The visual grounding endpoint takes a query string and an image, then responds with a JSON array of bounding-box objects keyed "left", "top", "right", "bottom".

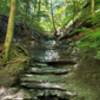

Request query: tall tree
[
  {"left": 3, "top": 0, "right": 16, "bottom": 62},
  {"left": 91, "top": 0, "right": 95, "bottom": 16}
]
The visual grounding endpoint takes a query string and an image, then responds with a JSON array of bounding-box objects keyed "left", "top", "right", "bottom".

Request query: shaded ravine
[{"left": 0, "top": 38, "right": 99, "bottom": 100}]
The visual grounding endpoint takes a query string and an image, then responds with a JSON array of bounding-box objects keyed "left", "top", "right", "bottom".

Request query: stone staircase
[
  {"left": 20, "top": 62, "right": 77, "bottom": 100},
  {"left": 19, "top": 40, "right": 78, "bottom": 100}
]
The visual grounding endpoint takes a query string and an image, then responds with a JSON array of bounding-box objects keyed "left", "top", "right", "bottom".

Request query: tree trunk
[
  {"left": 91, "top": 0, "right": 95, "bottom": 16},
  {"left": 3, "top": 0, "right": 16, "bottom": 62}
]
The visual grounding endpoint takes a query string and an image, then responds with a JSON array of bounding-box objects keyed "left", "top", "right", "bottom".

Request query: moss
[
  {"left": 64, "top": 49, "right": 100, "bottom": 100},
  {"left": 0, "top": 45, "right": 29, "bottom": 86},
  {"left": 75, "top": 49, "right": 100, "bottom": 90}
]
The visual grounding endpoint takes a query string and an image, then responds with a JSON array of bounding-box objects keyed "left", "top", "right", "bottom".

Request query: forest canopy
[{"left": 1, "top": 0, "right": 99, "bottom": 33}]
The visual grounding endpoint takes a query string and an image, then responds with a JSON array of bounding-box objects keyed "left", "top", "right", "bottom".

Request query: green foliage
[
  {"left": 90, "top": 12, "right": 100, "bottom": 26},
  {"left": 85, "top": 7, "right": 100, "bottom": 28},
  {"left": 77, "top": 28, "right": 100, "bottom": 59},
  {"left": 0, "top": 0, "right": 100, "bottom": 34},
  {"left": 76, "top": 7, "right": 100, "bottom": 60},
  {"left": 0, "top": 0, "right": 89, "bottom": 33},
  {"left": 0, "top": 0, "right": 9, "bottom": 15}
]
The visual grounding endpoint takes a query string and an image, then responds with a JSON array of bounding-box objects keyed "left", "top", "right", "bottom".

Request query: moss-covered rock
[
  {"left": 0, "top": 45, "right": 29, "bottom": 86},
  {"left": 64, "top": 49, "right": 100, "bottom": 100}
]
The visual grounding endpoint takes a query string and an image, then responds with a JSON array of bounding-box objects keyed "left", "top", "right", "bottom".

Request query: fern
[{"left": 77, "top": 28, "right": 100, "bottom": 59}]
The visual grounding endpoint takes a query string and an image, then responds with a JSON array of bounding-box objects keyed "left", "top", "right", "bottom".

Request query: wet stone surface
[{"left": 19, "top": 40, "right": 78, "bottom": 100}]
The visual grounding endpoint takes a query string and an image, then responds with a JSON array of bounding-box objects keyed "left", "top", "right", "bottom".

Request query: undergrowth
[{"left": 76, "top": 27, "right": 100, "bottom": 59}]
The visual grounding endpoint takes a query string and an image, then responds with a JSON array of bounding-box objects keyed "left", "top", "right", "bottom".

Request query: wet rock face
[
  {"left": 31, "top": 41, "right": 78, "bottom": 64},
  {"left": 0, "top": 14, "right": 33, "bottom": 43},
  {"left": 0, "top": 15, "right": 7, "bottom": 42}
]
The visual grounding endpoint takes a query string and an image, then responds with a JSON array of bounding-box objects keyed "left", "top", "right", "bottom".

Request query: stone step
[
  {"left": 30, "top": 62, "right": 73, "bottom": 69},
  {"left": 20, "top": 82, "right": 77, "bottom": 99},
  {"left": 27, "top": 67, "right": 71, "bottom": 75},
  {"left": 20, "top": 74, "right": 68, "bottom": 83},
  {"left": 21, "top": 82, "right": 65, "bottom": 90},
  {"left": 33, "top": 58, "right": 76, "bottom": 65},
  {"left": 30, "top": 63, "right": 49, "bottom": 68},
  {"left": 23, "top": 88, "right": 77, "bottom": 100}
]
